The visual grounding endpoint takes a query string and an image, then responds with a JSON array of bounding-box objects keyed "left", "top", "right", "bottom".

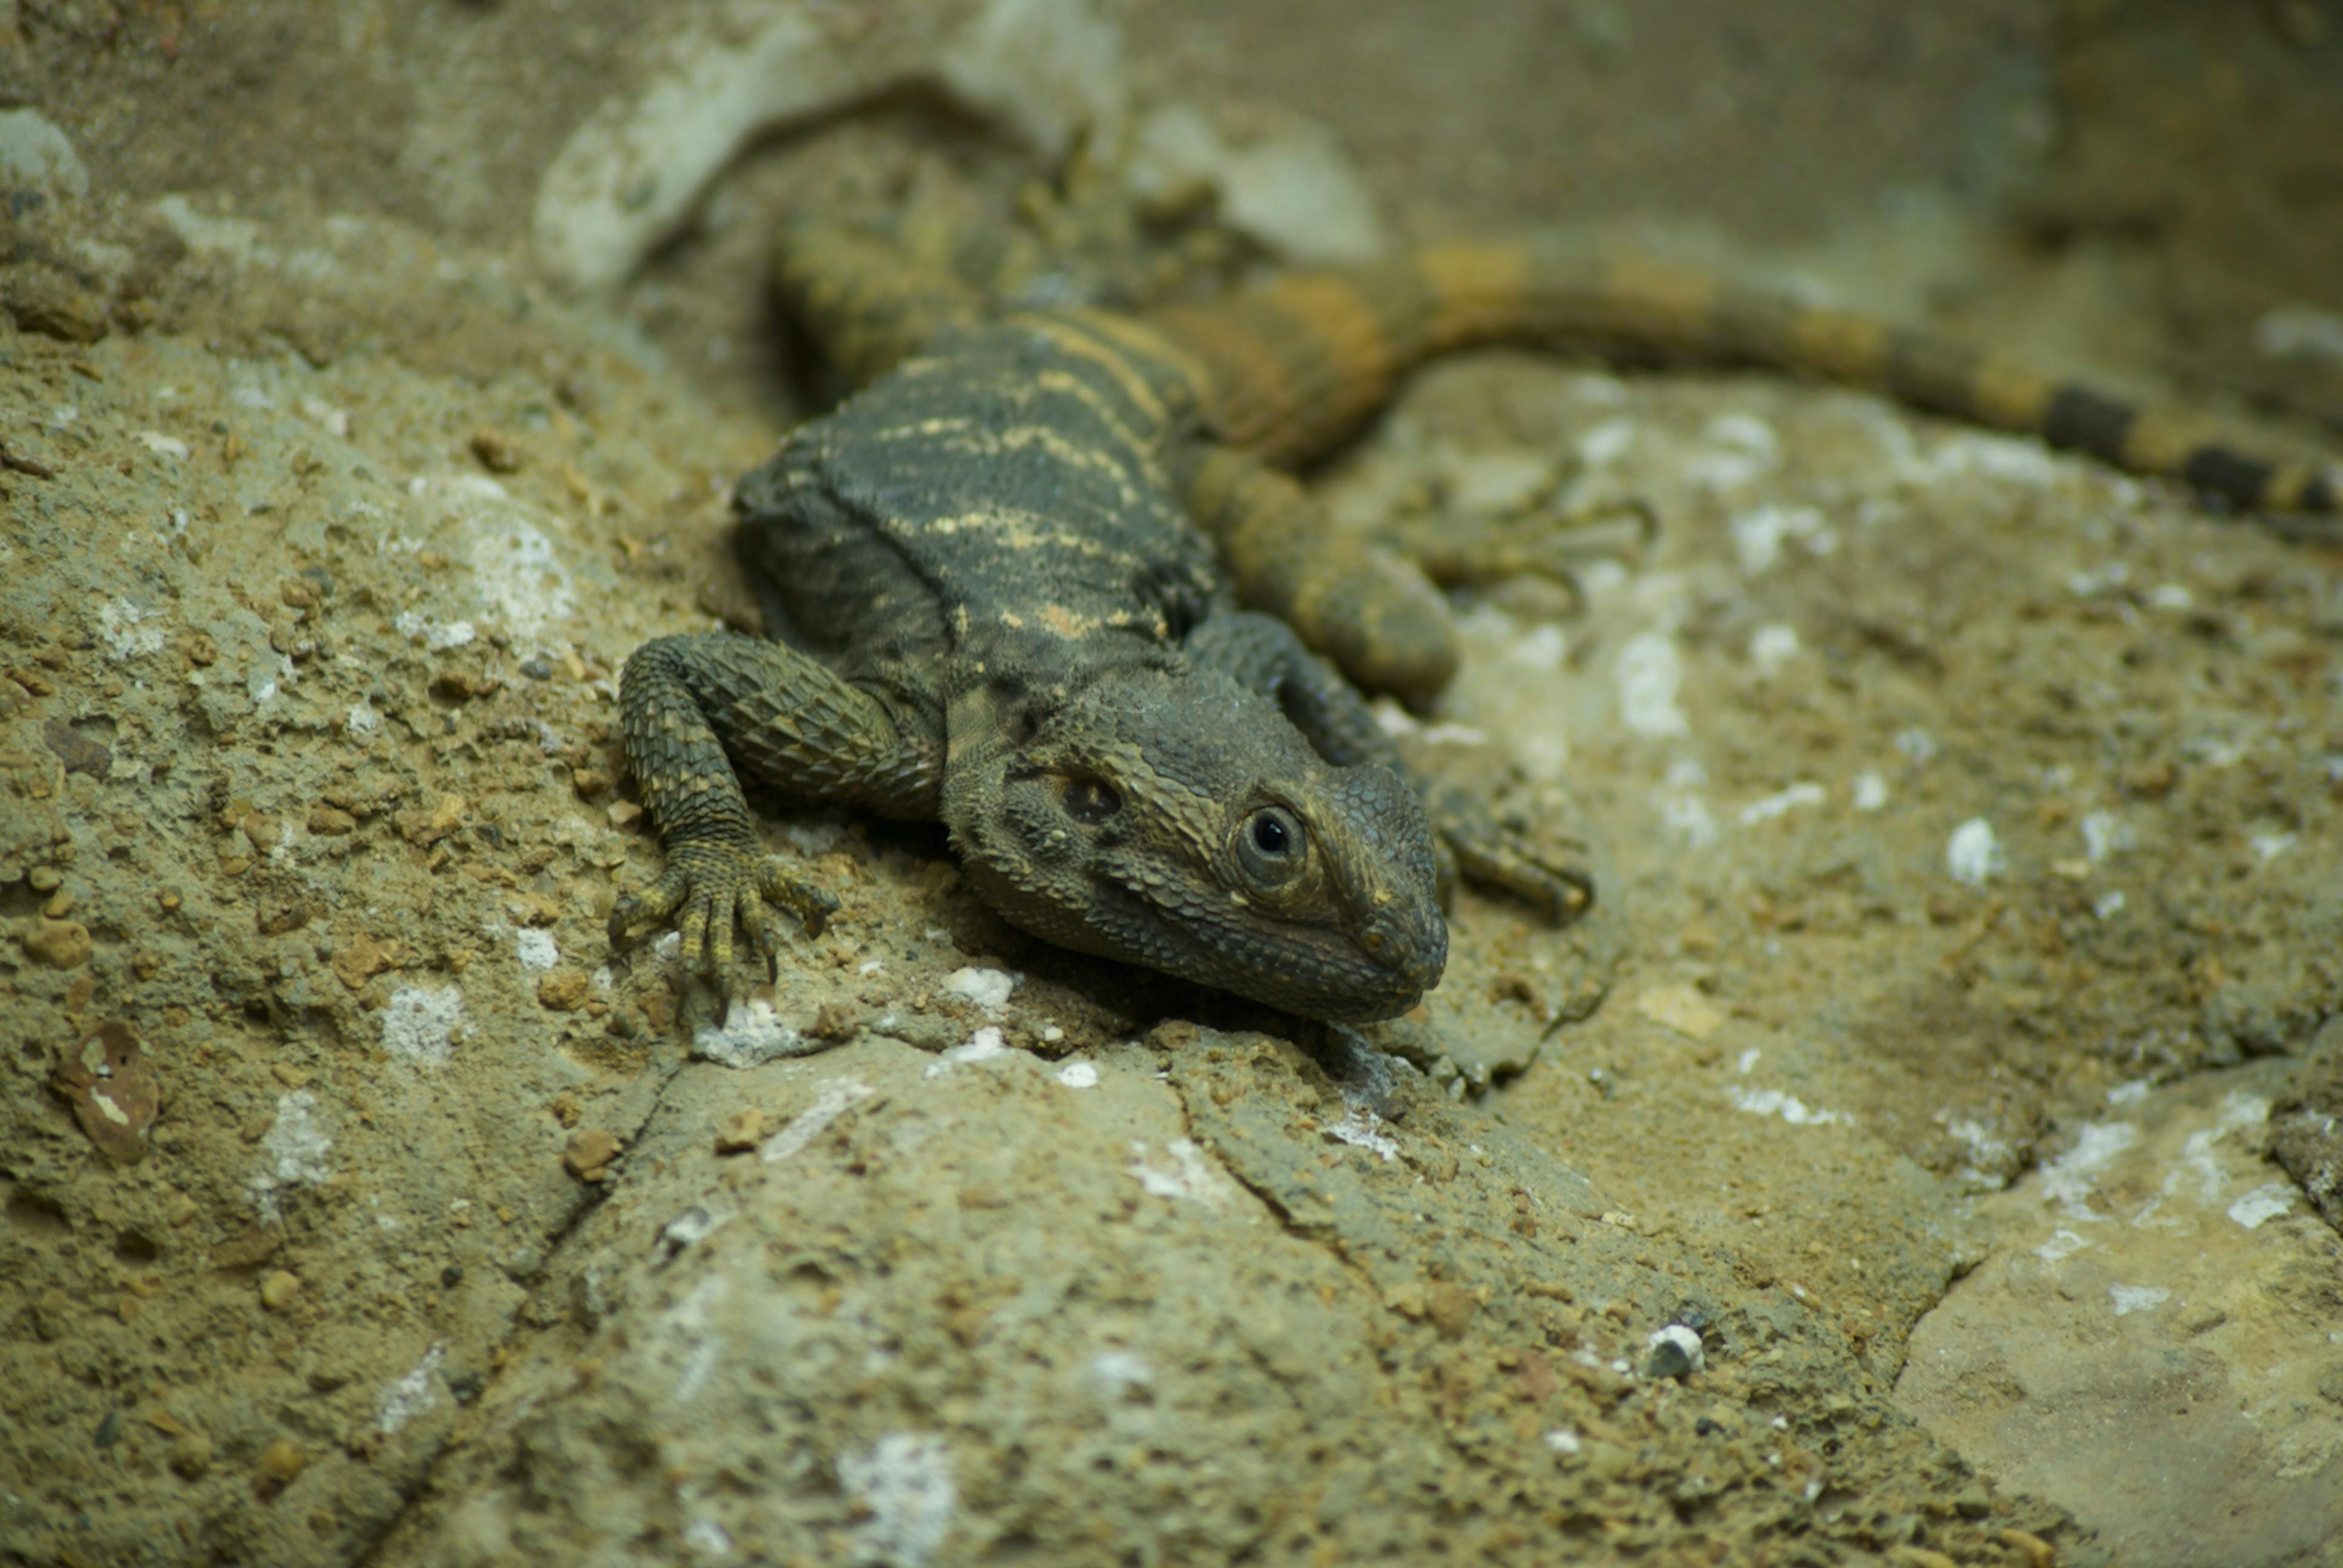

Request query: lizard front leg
[
  {"left": 612, "top": 630, "right": 943, "bottom": 984},
  {"left": 1185, "top": 612, "right": 1592, "bottom": 924}
]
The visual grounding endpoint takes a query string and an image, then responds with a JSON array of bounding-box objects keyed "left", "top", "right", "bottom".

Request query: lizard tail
[
  {"left": 770, "top": 220, "right": 988, "bottom": 390},
  {"left": 1139, "top": 241, "right": 2339, "bottom": 518}
]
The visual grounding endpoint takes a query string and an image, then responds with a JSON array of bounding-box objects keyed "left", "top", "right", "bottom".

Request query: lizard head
[{"left": 941, "top": 664, "right": 1447, "bottom": 1022}]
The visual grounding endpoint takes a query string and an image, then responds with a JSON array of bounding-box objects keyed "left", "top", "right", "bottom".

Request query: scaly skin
[{"left": 612, "top": 217, "right": 2337, "bottom": 1022}]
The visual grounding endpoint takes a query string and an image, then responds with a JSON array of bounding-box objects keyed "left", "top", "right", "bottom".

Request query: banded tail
[{"left": 1139, "top": 241, "right": 2339, "bottom": 518}]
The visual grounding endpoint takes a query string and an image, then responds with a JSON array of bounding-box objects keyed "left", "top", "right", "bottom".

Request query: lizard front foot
[{"left": 609, "top": 837, "right": 839, "bottom": 985}]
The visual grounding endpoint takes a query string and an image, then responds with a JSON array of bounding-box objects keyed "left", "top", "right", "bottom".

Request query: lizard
[{"left": 609, "top": 216, "right": 2341, "bottom": 1025}]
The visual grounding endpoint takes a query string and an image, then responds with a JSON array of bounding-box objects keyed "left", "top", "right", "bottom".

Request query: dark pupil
[{"left": 1251, "top": 814, "right": 1289, "bottom": 855}]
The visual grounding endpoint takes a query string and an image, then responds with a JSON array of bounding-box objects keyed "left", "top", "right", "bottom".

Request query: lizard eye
[
  {"left": 1236, "top": 805, "right": 1306, "bottom": 886},
  {"left": 1061, "top": 776, "right": 1121, "bottom": 825}
]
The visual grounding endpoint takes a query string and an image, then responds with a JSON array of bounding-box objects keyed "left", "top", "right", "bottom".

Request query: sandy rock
[
  {"left": 383, "top": 1025, "right": 2053, "bottom": 1566},
  {"left": 1896, "top": 1062, "right": 2343, "bottom": 1567}
]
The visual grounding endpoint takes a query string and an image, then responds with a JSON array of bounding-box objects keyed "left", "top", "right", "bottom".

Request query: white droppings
[
  {"left": 1736, "top": 1048, "right": 1762, "bottom": 1075},
  {"left": 376, "top": 1341, "right": 448, "bottom": 1434},
  {"left": 2250, "top": 831, "right": 2295, "bottom": 863},
  {"left": 683, "top": 1517, "right": 734, "bottom": 1557},
  {"left": 1748, "top": 621, "right": 1801, "bottom": 676},
  {"left": 392, "top": 611, "right": 477, "bottom": 651},
  {"left": 859, "top": 959, "right": 886, "bottom": 976},
  {"left": 1089, "top": 1350, "right": 1153, "bottom": 1394},
  {"left": 1127, "top": 1138, "right": 1236, "bottom": 1207},
  {"left": 1723, "top": 1085, "right": 1852, "bottom": 1127},
  {"left": 2227, "top": 1183, "right": 2295, "bottom": 1231},
  {"left": 1942, "top": 1117, "right": 2014, "bottom": 1191},
  {"left": 2255, "top": 302, "right": 2343, "bottom": 364},
  {"left": 300, "top": 394, "right": 352, "bottom": 438},
  {"left": 251, "top": 1090, "right": 333, "bottom": 1220},
  {"left": 2092, "top": 890, "right": 2127, "bottom": 920},
  {"left": 660, "top": 1274, "right": 732, "bottom": 1406},
  {"left": 1945, "top": 818, "right": 2002, "bottom": 886},
  {"left": 925, "top": 1026, "right": 1010, "bottom": 1077},
  {"left": 99, "top": 598, "right": 166, "bottom": 661},
  {"left": 2108, "top": 1285, "right": 2171, "bottom": 1316},
  {"left": 2039, "top": 1121, "right": 2138, "bottom": 1224},
  {"left": 839, "top": 1432, "right": 957, "bottom": 1568},
  {"left": 692, "top": 997, "right": 814, "bottom": 1067},
  {"left": 1894, "top": 727, "right": 1938, "bottom": 765},
  {"left": 1055, "top": 1060, "right": 1099, "bottom": 1089},
  {"left": 1616, "top": 632, "right": 1688, "bottom": 737},
  {"left": 1325, "top": 1106, "right": 1400, "bottom": 1162},
  {"left": 0, "top": 107, "right": 89, "bottom": 199},
  {"left": 1662, "top": 793, "right": 1719, "bottom": 850},
  {"left": 2148, "top": 582, "right": 2194, "bottom": 612},
  {"left": 381, "top": 986, "right": 465, "bottom": 1065},
  {"left": 1920, "top": 431, "right": 2060, "bottom": 487},
  {"left": 1510, "top": 622, "right": 1568, "bottom": 670},
  {"left": 1737, "top": 781, "right": 1826, "bottom": 826},
  {"left": 2080, "top": 810, "right": 2133, "bottom": 863},
  {"left": 1576, "top": 416, "right": 1637, "bottom": 466},
  {"left": 1543, "top": 1427, "right": 1583, "bottom": 1455},
  {"left": 2034, "top": 1228, "right": 2088, "bottom": 1265},
  {"left": 346, "top": 701, "right": 382, "bottom": 735},
  {"left": 1686, "top": 416, "right": 1780, "bottom": 491},
  {"left": 1728, "top": 505, "right": 1829, "bottom": 574},
  {"left": 1851, "top": 770, "right": 1889, "bottom": 811},
  {"left": 134, "top": 431, "right": 191, "bottom": 459},
  {"left": 515, "top": 929, "right": 560, "bottom": 971},
  {"left": 940, "top": 966, "right": 1016, "bottom": 1014},
  {"left": 2106, "top": 1080, "right": 2152, "bottom": 1107},
  {"left": 760, "top": 1078, "right": 874, "bottom": 1165}
]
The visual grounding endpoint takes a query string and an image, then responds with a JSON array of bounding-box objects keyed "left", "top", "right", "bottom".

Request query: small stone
[
  {"left": 1426, "top": 1281, "right": 1478, "bottom": 1341},
  {"left": 606, "top": 800, "right": 643, "bottom": 829},
  {"left": 259, "top": 1270, "right": 302, "bottom": 1312},
  {"left": 808, "top": 1001, "right": 860, "bottom": 1041},
  {"left": 1644, "top": 1324, "right": 1705, "bottom": 1380},
  {"left": 257, "top": 1437, "right": 307, "bottom": 1484},
  {"left": 469, "top": 428, "right": 524, "bottom": 472},
  {"left": 564, "top": 1126, "right": 621, "bottom": 1181},
  {"left": 168, "top": 1431, "right": 214, "bottom": 1480},
  {"left": 713, "top": 1108, "right": 765, "bottom": 1154},
  {"left": 27, "top": 866, "right": 62, "bottom": 892},
  {"left": 537, "top": 969, "right": 590, "bottom": 1010},
  {"left": 306, "top": 806, "right": 356, "bottom": 836},
  {"left": 22, "top": 918, "right": 91, "bottom": 969},
  {"left": 2318, "top": 1362, "right": 2343, "bottom": 1405},
  {"left": 570, "top": 767, "right": 610, "bottom": 799},
  {"left": 1953, "top": 1487, "right": 1993, "bottom": 1519},
  {"left": 52, "top": 1019, "right": 158, "bottom": 1163}
]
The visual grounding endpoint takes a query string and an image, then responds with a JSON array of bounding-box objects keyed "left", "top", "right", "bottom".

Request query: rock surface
[{"left": 2, "top": 3, "right": 2340, "bottom": 1566}]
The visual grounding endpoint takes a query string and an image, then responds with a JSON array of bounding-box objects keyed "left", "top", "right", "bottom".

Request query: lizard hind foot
[
  {"left": 608, "top": 841, "right": 835, "bottom": 987},
  {"left": 1423, "top": 782, "right": 1596, "bottom": 926}
]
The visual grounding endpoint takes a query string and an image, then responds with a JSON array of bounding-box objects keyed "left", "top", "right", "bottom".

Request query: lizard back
[{"left": 738, "top": 315, "right": 1224, "bottom": 693}]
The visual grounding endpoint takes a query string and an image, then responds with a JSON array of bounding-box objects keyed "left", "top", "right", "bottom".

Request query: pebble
[
  {"left": 257, "top": 1437, "right": 307, "bottom": 1484},
  {"left": 168, "top": 1431, "right": 214, "bottom": 1480},
  {"left": 537, "top": 969, "right": 590, "bottom": 1010},
  {"left": 259, "top": 1270, "right": 303, "bottom": 1312},
  {"left": 563, "top": 1126, "right": 621, "bottom": 1181},
  {"left": 22, "top": 918, "right": 91, "bottom": 968},
  {"left": 713, "top": 1108, "right": 765, "bottom": 1154}
]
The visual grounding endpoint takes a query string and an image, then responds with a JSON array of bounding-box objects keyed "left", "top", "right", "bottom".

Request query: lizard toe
[{"left": 755, "top": 857, "right": 840, "bottom": 938}]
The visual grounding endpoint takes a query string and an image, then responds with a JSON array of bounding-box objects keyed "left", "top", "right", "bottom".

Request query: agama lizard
[{"left": 611, "top": 221, "right": 2338, "bottom": 1023}]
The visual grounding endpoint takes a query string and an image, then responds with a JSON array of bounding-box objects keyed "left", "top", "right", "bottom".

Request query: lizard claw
[
  {"left": 1422, "top": 783, "right": 1594, "bottom": 924},
  {"left": 609, "top": 840, "right": 834, "bottom": 987}
]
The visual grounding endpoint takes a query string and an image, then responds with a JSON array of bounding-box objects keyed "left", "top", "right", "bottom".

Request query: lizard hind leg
[{"left": 1179, "top": 441, "right": 1461, "bottom": 710}]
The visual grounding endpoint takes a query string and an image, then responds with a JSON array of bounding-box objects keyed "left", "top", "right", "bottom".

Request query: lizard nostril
[{"left": 1361, "top": 924, "right": 1388, "bottom": 955}]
